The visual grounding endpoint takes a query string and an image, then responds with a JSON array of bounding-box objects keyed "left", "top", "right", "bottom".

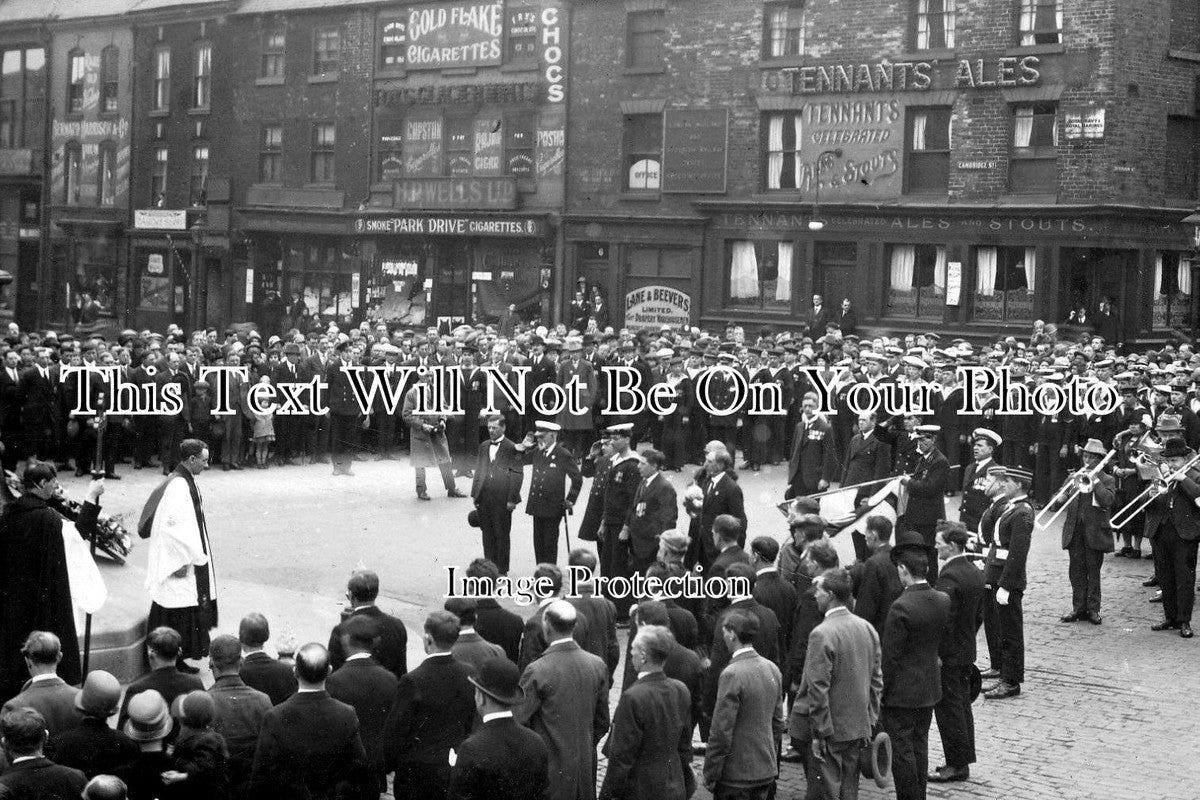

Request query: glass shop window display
[{"left": 366, "top": 244, "right": 426, "bottom": 327}]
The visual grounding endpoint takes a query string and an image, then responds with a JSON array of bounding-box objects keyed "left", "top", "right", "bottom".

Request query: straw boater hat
[{"left": 1081, "top": 438, "right": 1107, "bottom": 457}]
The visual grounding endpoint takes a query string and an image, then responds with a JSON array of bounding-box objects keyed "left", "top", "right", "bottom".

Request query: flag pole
[{"left": 801, "top": 476, "right": 898, "bottom": 502}]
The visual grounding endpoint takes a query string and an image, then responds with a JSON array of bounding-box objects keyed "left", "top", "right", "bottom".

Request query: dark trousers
[
  {"left": 158, "top": 416, "right": 186, "bottom": 470},
  {"left": 477, "top": 497, "right": 513, "bottom": 575},
  {"left": 133, "top": 416, "right": 157, "bottom": 465},
  {"left": 600, "top": 532, "right": 634, "bottom": 620},
  {"left": 981, "top": 589, "right": 1003, "bottom": 670},
  {"left": 393, "top": 761, "right": 448, "bottom": 800},
  {"left": 998, "top": 591, "right": 1024, "bottom": 685},
  {"left": 712, "top": 782, "right": 772, "bottom": 800},
  {"left": 532, "top": 515, "right": 562, "bottom": 564},
  {"left": 1066, "top": 533, "right": 1105, "bottom": 615},
  {"left": 218, "top": 416, "right": 243, "bottom": 466},
  {"left": 307, "top": 414, "right": 330, "bottom": 459},
  {"left": 629, "top": 549, "right": 656, "bottom": 576},
  {"left": 1153, "top": 522, "right": 1199, "bottom": 624},
  {"left": 934, "top": 664, "right": 976, "bottom": 768},
  {"left": 329, "top": 414, "right": 359, "bottom": 471},
  {"left": 882, "top": 705, "right": 933, "bottom": 800},
  {"left": 711, "top": 424, "right": 738, "bottom": 461}
]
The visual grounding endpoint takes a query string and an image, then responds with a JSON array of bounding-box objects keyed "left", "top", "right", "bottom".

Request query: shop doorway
[
  {"left": 433, "top": 240, "right": 472, "bottom": 332},
  {"left": 814, "top": 241, "right": 858, "bottom": 313},
  {"left": 1061, "top": 248, "right": 1134, "bottom": 340}
]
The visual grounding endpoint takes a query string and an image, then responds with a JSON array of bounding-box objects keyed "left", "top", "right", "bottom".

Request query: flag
[{"left": 823, "top": 477, "right": 906, "bottom": 565}]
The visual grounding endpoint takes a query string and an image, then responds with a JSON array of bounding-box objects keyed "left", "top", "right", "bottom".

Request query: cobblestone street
[{"left": 81, "top": 456, "right": 1200, "bottom": 800}]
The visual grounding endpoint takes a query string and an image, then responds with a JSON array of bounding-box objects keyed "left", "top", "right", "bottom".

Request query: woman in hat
[
  {"left": 114, "top": 690, "right": 174, "bottom": 800},
  {"left": 163, "top": 691, "right": 230, "bottom": 800}
]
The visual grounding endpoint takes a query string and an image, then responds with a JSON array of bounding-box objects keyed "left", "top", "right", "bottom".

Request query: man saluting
[{"left": 516, "top": 421, "right": 582, "bottom": 566}]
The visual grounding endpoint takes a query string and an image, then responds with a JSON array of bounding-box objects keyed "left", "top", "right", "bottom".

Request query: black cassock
[{"left": 0, "top": 495, "right": 95, "bottom": 702}]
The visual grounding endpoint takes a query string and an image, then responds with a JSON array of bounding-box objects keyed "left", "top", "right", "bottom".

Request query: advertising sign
[
  {"left": 404, "top": 0, "right": 503, "bottom": 69},
  {"left": 625, "top": 285, "right": 691, "bottom": 327},
  {"left": 662, "top": 108, "right": 728, "bottom": 193}
]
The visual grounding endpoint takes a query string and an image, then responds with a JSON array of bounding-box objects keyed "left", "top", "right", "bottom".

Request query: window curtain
[
  {"left": 1019, "top": 0, "right": 1036, "bottom": 45},
  {"left": 1155, "top": 253, "right": 1164, "bottom": 295},
  {"left": 1023, "top": 247, "right": 1037, "bottom": 293},
  {"left": 767, "top": 115, "right": 784, "bottom": 190},
  {"left": 775, "top": 242, "right": 793, "bottom": 301},
  {"left": 933, "top": 245, "right": 947, "bottom": 291},
  {"left": 770, "top": 7, "right": 787, "bottom": 57},
  {"left": 730, "top": 242, "right": 759, "bottom": 299},
  {"left": 890, "top": 245, "right": 916, "bottom": 291},
  {"left": 976, "top": 247, "right": 997, "bottom": 296},
  {"left": 945, "top": 0, "right": 956, "bottom": 48},
  {"left": 912, "top": 113, "right": 928, "bottom": 151},
  {"left": 916, "top": 0, "right": 930, "bottom": 49},
  {"left": 1180, "top": 258, "right": 1193, "bottom": 296},
  {"left": 792, "top": 114, "right": 803, "bottom": 188},
  {"left": 1014, "top": 107, "right": 1033, "bottom": 147}
]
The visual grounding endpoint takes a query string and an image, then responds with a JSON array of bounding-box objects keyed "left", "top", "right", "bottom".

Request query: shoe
[
  {"left": 1087, "top": 612, "right": 1102, "bottom": 625},
  {"left": 1060, "top": 612, "right": 1082, "bottom": 623},
  {"left": 1151, "top": 591, "right": 1163, "bottom": 604},
  {"left": 447, "top": 489, "right": 467, "bottom": 498},
  {"left": 1114, "top": 547, "right": 1127, "bottom": 558},
  {"left": 984, "top": 682, "right": 1020, "bottom": 700},
  {"left": 780, "top": 746, "right": 805, "bottom": 763},
  {"left": 928, "top": 765, "right": 970, "bottom": 782},
  {"left": 1151, "top": 620, "right": 1180, "bottom": 631},
  {"left": 980, "top": 668, "right": 1000, "bottom": 680},
  {"left": 1181, "top": 623, "right": 1194, "bottom": 639},
  {"left": 980, "top": 680, "right": 1001, "bottom": 694},
  {"left": 231, "top": 464, "right": 244, "bottom": 470},
  {"left": 417, "top": 492, "right": 432, "bottom": 501},
  {"left": 103, "top": 473, "right": 120, "bottom": 480},
  {"left": 223, "top": 464, "right": 231, "bottom": 471},
  {"left": 1143, "top": 577, "right": 1160, "bottom": 587},
  {"left": 1130, "top": 550, "right": 1142, "bottom": 559}
]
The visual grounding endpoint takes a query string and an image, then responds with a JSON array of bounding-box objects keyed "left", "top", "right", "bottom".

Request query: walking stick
[
  {"left": 562, "top": 507, "right": 573, "bottom": 554},
  {"left": 81, "top": 393, "right": 107, "bottom": 677}
]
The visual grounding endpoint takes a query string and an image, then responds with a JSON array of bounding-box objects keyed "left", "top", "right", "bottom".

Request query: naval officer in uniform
[{"left": 517, "top": 421, "right": 583, "bottom": 566}]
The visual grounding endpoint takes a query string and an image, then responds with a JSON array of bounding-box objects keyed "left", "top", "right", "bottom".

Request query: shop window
[
  {"left": 886, "top": 244, "right": 946, "bottom": 319},
  {"left": 504, "top": 113, "right": 534, "bottom": 177},
  {"left": 190, "top": 144, "right": 208, "bottom": 206},
  {"left": 313, "top": 26, "right": 340, "bottom": 76},
  {"left": 1155, "top": 251, "right": 1192, "bottom": 329},
  {"left": 379, "top": 18, "right": 405, "bottom": 69},
  {"left": 764, "top": 3, "right": 805, "bottom": 59},
  {"left": 905, "top": 107, "right": 951, "bottom": 193},
  {"left": 21, "top": 48, "right": 44, "bottom": 150},
  {"left": 151, "top": 146, "right": 168, "bottom": 206},
  {"left": 100, "top": 46, "right": 118, "bottom": 113},
  {"left": 445, "top": 117, "right": 473, "bottom": 176},
  {"left": 1009, "top": 103, "right": 1057, "bottom": 193},
  {"left": 63, "top": 141, "right": 82, "bottom": 204},
  {"left": 626, "top": 10, "right": 665, "bottom": 69},
  {"left": 262, "top": 29, "right": 285, "bottom": 78},
  {"left": 0, "top": 100, "right": 13, "bottom": 148},
  {"left": 764, "top": 112, "right": 802, "bottom": 190},
  {"left": 153, "top": 46, "right": 170, "bottom": 111},
  {"left": 97, "top": 141, "right": 116, "bottom": 206},
  {"left": 260, "top": 125, "right": 282, "bottom": 182},
  {"left": 1170, "top": 0, "right": 1200, "bottom": 52},
  {"left": 623, "top": 114, "right": 662, "bottom": 191},
  {"left": 0, "top": 51, "right": 19, "bottom": 148},
  {"left": 377, "top": 118, "right": 404, "bottom": 179},
  {"left": 914, "top": 0, "right": 955, "bottom": 49},
  {"left": 726, "top": 240, "right": 793, "bottom": 311},
  {"left": 311, "top": 122, "right": 336, "bottom": 182},
  {"left": 972, "top": 245, "right": 1034, "bottom": 323},
  {"left": 74, "top": 236, "right": 119, "bottom": 323},
  {"left": 1019, "top": 0, "right": 1061, "bottom": 45},
  {"left": 193, "top": 41, "right": 211, "bottom": 110},
  {"left": 628, "top": 247, "right": 692, "bottom": 279},
  {"left": 1166, "top": 116, "right": 1198, "bottom": 200},
  {"left": 67, "top": 49, "right": 85, "bottom": 114},
  {"left": 507, "top": 8, "right": 538, "bottom": 63}
]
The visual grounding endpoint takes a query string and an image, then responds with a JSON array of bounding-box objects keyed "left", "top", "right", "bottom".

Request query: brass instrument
[
  {"left": 1035, "top": 449, "right": 1116, "bottom": 530},
  {"left": 1110, "top": 452, "right": 1200, "bottom": 531}
]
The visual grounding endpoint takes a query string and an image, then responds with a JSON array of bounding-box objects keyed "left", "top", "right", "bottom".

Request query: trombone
[
  {"left": 1110, "top": 452, "right": 1200, "bottom": 530},
  {"left": 1035, "top": 450, "right": 1116, "bottom": 529}
]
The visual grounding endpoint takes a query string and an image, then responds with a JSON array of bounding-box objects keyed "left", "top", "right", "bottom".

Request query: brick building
[
  {"left": 228, "top": 0, "right": 568, "bottom": 335},
  {"left": 565, "top": 0, "right": 1200, "bottom": 345}
]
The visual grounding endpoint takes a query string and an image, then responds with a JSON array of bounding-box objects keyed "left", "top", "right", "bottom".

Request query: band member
[
  {"left": 1052, "top": 439, "right": 1115, "bottom": 625},
  {"left": 1112, "top": 413, "right": 1154, "bottom": 558},
  {"left": 1144, "top": 437, "right": 1200, "bottom": 639},
  {"left": 960, "top": 429, "right": 1002, "bottom": 535},
  {"left": 981, "top": 467, "right": 1034, "bottom": 699}
]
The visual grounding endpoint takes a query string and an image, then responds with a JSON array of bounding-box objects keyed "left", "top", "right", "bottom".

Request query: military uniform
[
  {"left": 984, "top": 493, "right": 1033, "bottom": 692},
  {"left": 518, "top": 438, "right": 583, "bottom": 565}
]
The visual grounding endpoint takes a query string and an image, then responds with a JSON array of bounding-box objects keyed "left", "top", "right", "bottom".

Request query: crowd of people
[{"left": 1, "top": 299, "right": 1198, "bottom": 800}]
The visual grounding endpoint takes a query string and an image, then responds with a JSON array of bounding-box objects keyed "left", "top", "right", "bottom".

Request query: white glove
[{"left": 996, "top": 587, "right": 1010, "bottom": 606}]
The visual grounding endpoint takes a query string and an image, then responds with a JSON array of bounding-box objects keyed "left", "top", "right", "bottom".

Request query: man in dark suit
[
  {"left": 248, "top": 643, "right": 368, "bottom": 798},
  {"left": 0, "top": 350, "right": 23, "bottom": 472},
  {"left": 18, "top": 349, "right": 56, "bottom": 463},
  {"left": 881, "top": 543, "right": 951, "bottom": 800},
  {"left": 601, "top": 625, "right": 695, "bottom": 800},
  {"left": 749, "top": 536, "right": 797, "bottom": 660},
  {"left": 326, "top": 342, "right": 366, "bottom": 476},
  {"left": 786, "top": 392, "right": 837, "bottom": 500},
  {"left": 328, "top": 570, "right": 408, "bottom": 681},
  {"left": 0, "top": 707, "right": 87, "bottom": 798},
  {"left": 517, "top": 565, "right": 592, "bottom": 671},
  {"left": 206, "top": 635, "right": 272, "bottom": 799},
  {"left": 445, "top": 599, "right": 506, "bottom": 675},
  {"left": 687, "top": 449, "right": 747, "bottom": 569},
  {"left": 45, "top": 670, "right": 138, "bottom": 780},
  {"left": 842, "top": 412, "right": 894, "bottom": 560},
  {"left": 789, "top": 567, "right": 882, "bottom": 800},
  {"left": 328, "top": 615, "right": 400, "bottom": 799},
  {"left": 385, "top": 611, "right": 479, "bottom": 799},
  {"left": 1143, "top": 437, "right": 1200, "bottom": 639},
  {"left": 597, "top": 424, "right": 642, "bottom": 620},
  {"left": 465, "top": 558, "right": 524, "bottom": 663},
  {"left": 448, "top": 656, "right": 549, "bottom": 800},
  {"left": 564, "top": 550, "right": 621, "bottom": 679},
  {"left": 1, "top": 632, "right": 80, "bottom": 736},
  {"left": 619, "top": 449, "right": 678, "bottom": 575},
  {"left": 852, "top": 516, "right": 904, "bottom": 639},
  {"left": 516, "top": 421, "right": 583, "bottom": 566},
  {"left": 116, "top": 627, "right": 203, "bottom": 732},
  {"left": 808, "top": 294, "right": 833, "bottom": 341},
  {"left": 1055, "top": 439, "right": 1116, "bottom": 625},
  {"left": 619, "top": 600, "right": 703, "bottom": 727},
  {"left": 472, "top": 415, "right": 524, "bottom": 575},
  {"left": 901, "top": 423, "right": 950, "bottom": 583},
  {"left": 272, "top": 343, "right": 313, "bottom": 465},
  {"left": 238, "top": 613, "right": 298, "bottom": 706},
  {"left": 960, "top": 428, "right": 1001, "bottom": 535},
  {"left": 154, "top": 352, "right": 191, "bottom": 474},
  {"left": 930, "top": 522, "right": 986, "bottom": 784},
  {"left": 700, "top": 516, "right": 752, "bottom": 651},
  {"left": 836, "top": 297, "right": 858, "bottom": 336}
]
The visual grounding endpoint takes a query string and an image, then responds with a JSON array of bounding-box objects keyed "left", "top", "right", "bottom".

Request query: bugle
[
  {"left": 1110, "top": 452, "right": 1200, "bottom": 531},
  {"left": 1035, "top": 449, "right": 1116, "bottom": 529}
]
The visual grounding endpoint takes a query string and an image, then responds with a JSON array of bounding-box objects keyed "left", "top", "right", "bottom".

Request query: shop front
[
  {"left": 696, "top": 203, "right": 1198, "bottom": 345},
  {"left": 238, "top": 210, "right": 555, "bottom": 335},
  {"left": 128, "top": 208, "right": 217, "bottom": 333}
]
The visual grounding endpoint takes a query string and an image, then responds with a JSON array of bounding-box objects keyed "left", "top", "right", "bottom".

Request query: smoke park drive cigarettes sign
[{"left": 625, "top": 285, "right": 691, "bottom": 327}]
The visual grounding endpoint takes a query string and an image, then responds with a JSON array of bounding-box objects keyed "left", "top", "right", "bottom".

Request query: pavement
[{"left": 74, "top": 456, "right": 1200, "bottom": 800}]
